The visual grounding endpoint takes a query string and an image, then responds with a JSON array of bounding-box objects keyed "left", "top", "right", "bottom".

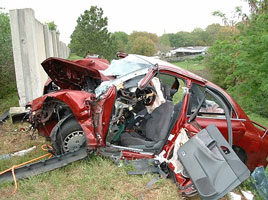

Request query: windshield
[{"left": 101, "top": 55, "right": 153, "bottom": 76}]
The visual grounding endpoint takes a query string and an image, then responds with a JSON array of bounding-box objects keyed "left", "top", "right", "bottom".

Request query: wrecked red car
[{"left": 11, "top": 54, "right": 268, "bottom": 198}]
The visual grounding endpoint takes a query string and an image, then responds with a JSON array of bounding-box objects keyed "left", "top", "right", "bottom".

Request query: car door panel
[
  {"left": 178, "top": 124, "right": 250, "bottom": 200},
  {"left": 194, "top": 117, "right": 246, "bottom": 143}
]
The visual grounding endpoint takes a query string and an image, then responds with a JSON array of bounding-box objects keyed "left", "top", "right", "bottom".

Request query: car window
[
  {"left": 156, "top": 73, "right": 186, "bottom": 105},
  {"left": 188, "top": 83, "right": 229, "bottom": 118},
  {"left": 101, "top": 55, "right": 153, "bottom": 76}
]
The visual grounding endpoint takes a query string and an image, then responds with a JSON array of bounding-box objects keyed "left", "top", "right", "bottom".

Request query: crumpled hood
[{"left": 42, "top": 57, "right": 110, "bottom": 90}]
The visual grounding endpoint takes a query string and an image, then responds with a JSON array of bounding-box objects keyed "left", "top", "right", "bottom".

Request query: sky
[{"left": 0, "top": 0, "right": 250, "bottom": 44}]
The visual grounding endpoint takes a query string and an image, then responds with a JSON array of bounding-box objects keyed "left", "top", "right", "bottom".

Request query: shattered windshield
[
  {"left": 101, "top": 55, "right": 153, "bottom": 76},
  {"left": 95, "top": 55, "right": 153, "bottom": 97}
]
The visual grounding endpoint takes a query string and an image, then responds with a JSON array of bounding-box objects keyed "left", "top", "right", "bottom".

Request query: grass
[
  {"left": 172, "top": 60, "right": 211, "bottom": 81},
  {"left": 0, "top": 156, "right": 185, "bottom": 200},
  {"left": 173, "top": 60, "right": 206, "bottom": 71},
  {"left": 0, "top": 92, "right": 19, "bottom": 116},
  {"left": 67, "top": 53, "right": 83, "bottom": 60},
  {"left": 0, "top": 121, "right": 189, "bottom": 199},
  {"left": 0, "top": 124, "right": 184, "bottom": 199},
  {"left": 247, "top": 113, "right": 268, "bottom": 128}
]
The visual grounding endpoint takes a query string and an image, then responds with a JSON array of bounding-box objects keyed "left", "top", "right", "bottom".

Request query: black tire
[{"left": 55, "top": 117, "right": 86, "bottom": 154}]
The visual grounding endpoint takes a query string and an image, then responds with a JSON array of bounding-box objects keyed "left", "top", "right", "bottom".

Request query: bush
[
  {"left": 0, "top": 9, "right": 17, "bottom": 99},
  {"left": 206, "top": 12, "right": 268, "bottom": 117}
]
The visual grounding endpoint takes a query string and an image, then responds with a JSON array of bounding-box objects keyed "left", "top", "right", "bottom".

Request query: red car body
[{"left": 27, "top": 54, "right": 268, "bottom": 197}]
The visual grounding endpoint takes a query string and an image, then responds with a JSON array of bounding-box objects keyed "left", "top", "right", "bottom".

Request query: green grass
[
  {"left": 172, "top": 60, "right": 206, "bottom": 71},
  {"left": 67, "top": 53, "right": 83, "bottom": 60},
  {"left": 247, "top": 113, "right": 268, "bottom": 128},
  {"left": 0, "top": 145, "right": 182, "bottom": 199},
  {"left": 0, "top": 91, "right": 19, "bottom": 115}
]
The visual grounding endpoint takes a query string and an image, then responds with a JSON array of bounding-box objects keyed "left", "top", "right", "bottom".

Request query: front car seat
[{"left": 120, "top": 101, "right": 174, "bottom": 151}]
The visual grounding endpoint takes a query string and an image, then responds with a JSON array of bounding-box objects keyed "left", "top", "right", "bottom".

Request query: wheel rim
[{"left": 63, "top": 131, "right": 86, "bottom": 152}]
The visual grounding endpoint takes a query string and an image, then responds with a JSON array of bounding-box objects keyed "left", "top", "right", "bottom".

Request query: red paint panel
[{"left": 122, "top": 150, "right": 154, "bottom": 160}]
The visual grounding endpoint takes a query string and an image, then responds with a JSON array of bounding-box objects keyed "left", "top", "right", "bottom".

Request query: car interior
[{"left": 106, "top": 73, "right": 187, "bottom": 152}]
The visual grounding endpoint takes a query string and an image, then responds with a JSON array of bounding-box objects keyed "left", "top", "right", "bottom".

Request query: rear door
[{"left": 187, "top": 83, "right": 246, "bottom": 143}]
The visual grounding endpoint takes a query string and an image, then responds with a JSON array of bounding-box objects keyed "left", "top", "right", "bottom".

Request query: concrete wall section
[
  {"left": 51, "top": 31, "right": 59, "bottom": 57},
  {"left": 35, "top": 19, "right": 47, "bottom": 94},
  {"left": 9, "top": 9, "right": 27, "bottom": 106},
  {"left": 9, "top": 8, "right": 70, "bottom": 106},
  {"left": 43, "top": 24, "right": 54, "bottom": 58}
]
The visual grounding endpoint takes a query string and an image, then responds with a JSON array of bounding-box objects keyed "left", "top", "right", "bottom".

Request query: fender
[
  {"left": 49, "top": 114, "right": 73, "bottom": 154},
  {"left": 30, "top": 90, "right": 98, "bottom": 147}
]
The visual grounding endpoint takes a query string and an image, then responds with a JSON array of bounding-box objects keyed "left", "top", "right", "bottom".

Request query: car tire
[{"left": 55, "top": 117, "right": 86, "bottom": 154}]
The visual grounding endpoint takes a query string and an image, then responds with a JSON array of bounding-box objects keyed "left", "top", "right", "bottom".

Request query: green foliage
[
  {"left": 127, "top": 31, "right": 159, "bottom": 45},
  {"left": 127, "top": 36, "right": 157, "bottom": 56},
  {"left": 0, "top": 91, "right": 18, "bottom": 115},
  {"left": 160, "top": 23, "right": 241, "bottom": 48},
  {"left": 67, "top": 53, "right": 83, "bottom": 60},
  {"left": 112, "top": 31, "right": 129, "bottom": 52},
  {"left": 69, "top": 6, "right": 116, "bottom": 60},
  {"left": 45, "top": 21, "right": 60, "bottom": 34},
  {"left": 126, "top": 32, "right": 158, "bottom": 56},
  {"left": 157, "top": 34, "right": 171, "bottom": 53},
  {"left": 0, "top": 9, "right": 17, "bottom": 100},
  {"left": 206, "top": 1, "right": 268, "bottom": 117},
  {"left": 168, "top": 31, "right": 196, "bottom": 47}
]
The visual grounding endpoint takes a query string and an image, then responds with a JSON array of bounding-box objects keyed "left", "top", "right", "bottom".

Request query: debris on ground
[
  {"left": 228, "top": 192, "right": 242, "bottom": 200},
  {"left": 241, "top": 190, "right": 254, "bottom": 200},
  {"left": 251, "top": 166, "right": 268, "bottom": 199},
  {"left": 0, "top": 146, "right": 36, "bottom": 160},
  {"left": 0, "top": 110, "right": 9, "bottom": 125}
]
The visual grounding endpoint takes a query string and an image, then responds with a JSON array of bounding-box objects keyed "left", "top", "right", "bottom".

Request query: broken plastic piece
[
  {"left": 241, "top": 190, "right": 254, "bottom": 200},
  {"left": 228, "top": 192, "right": 242, "bottom": 200},
  {"left": 251, "top": 166, "right": 268, "bottom": 200},
  {"left": 0, "top": 110, "right": 9, "bottom": 125},
  {"left": 0, "top": 146, "right": 36, "bottom": 160}
]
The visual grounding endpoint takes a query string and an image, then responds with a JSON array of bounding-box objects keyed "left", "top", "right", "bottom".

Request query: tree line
[
  {"left": 69, "top": 6, "right": 235, "bottom": 58},
  {"left": 205, "top": 0, "right": 268, "bottom": 117}
]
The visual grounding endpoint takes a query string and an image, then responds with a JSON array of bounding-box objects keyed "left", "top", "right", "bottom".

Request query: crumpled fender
[
  {"left": 49, "top": 114, "right": 73, "bottom": 154},
  {"left": 30, "top": 90, "right": 98, "bottom": 147}
]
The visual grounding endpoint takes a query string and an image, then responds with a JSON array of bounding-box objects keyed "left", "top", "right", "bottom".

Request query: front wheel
[{"left": 55, "top": 117, "right": 86, "bottom": 154}]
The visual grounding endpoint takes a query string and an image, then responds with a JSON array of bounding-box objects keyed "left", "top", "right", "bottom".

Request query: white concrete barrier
[{"left": 9, "top": 8, "right": 70, "bottom": 106}]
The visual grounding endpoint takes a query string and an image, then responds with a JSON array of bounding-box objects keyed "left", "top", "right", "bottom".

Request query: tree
[
  {"left": 46, "top": 21, "right": 60, "bottom": 34},
  {"left": 157, "top": 34, "right": 171, "bottom": 54},
  {"left": 112, "top": 31, "right": 128, "bottom": 52},
  {"left": 205, "top": 24, "right": 223, "bottom": 45},
  {"left": 0, "top": 8, "right": 16, "bottom": 99},
  {"left": 126, "top": 31, "right": 159, "bottom": 53},
  {"left": 128, "top": 36, "right": 157, "bottom": 56},
  {"left": 69, "top": 6, "right": 116, "bottom": 60},
  {"left": 206, "top": 0, "right": 268, "bottom": 117},
  {"left": 191, "top": 28, "right": 208, "bottom": 46}
]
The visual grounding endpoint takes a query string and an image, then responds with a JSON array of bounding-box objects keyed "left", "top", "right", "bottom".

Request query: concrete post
[
  {"left": 43, "top": 24, "right": 54, "bottom": 58},
  {"left": 56, "top": 34, "right": 61, "bottom": 58},
  {"left": 34, "top": 19, "right": 47, "bottom": 87},
  {"left": 9, "top": 8, "right": 70, "bottom": 106},
  {"left": 9, "top": 8, "right": 43, "bottom": 106},
  {"left": 51, "top": 31, "right": 58, "bottom": 57}
]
